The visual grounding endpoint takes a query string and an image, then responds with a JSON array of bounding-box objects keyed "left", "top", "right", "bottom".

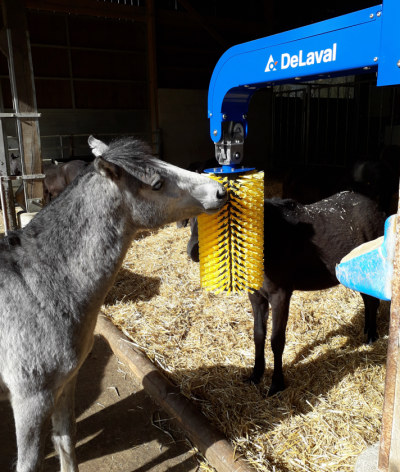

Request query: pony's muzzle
[
  {"left": 216, "top": 187, "right": 227, "bottom": 201},
  {"left": 209, "top": 185, "right": 228, "bottom": 211}
]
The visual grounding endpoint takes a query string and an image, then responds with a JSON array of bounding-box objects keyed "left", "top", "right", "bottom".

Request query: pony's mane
[
  {"left": 101, "top": 136, "right": 164, "bottom": 184},
  {"left": 103, "top": 136, "right": 161, "bottom": 173}
]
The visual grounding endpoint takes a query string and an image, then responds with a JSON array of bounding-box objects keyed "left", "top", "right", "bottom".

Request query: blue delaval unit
[{"left": 206, "top": 0, "right": 400, "bottom": 299}]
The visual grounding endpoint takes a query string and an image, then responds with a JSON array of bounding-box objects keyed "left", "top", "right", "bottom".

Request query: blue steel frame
[{"left": 208, "top": 0, "right": 400, "bottom": 144}]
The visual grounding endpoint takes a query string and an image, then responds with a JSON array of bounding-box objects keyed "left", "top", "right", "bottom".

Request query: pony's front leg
[
  {"left": 12, "top": 390, "right": 54, "bottom": 472},
  {"left": 51, "top": 375, "right": 79, "bottom": 472}
]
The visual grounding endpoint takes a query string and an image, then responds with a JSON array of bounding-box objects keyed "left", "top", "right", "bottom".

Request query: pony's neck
[{"left": 24, "top": 172, "right": 136, "bottom": 312}]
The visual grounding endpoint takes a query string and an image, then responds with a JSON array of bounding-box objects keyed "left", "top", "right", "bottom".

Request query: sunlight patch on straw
[{"left": 102, "top": 179, "right": 388, "bottom": 472}]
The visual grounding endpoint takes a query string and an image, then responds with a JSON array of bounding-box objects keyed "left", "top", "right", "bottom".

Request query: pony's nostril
[{"left": 217, "top": 188, "right": 227, "bottom": 200}]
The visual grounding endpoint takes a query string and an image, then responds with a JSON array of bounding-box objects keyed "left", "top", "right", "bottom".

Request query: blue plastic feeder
[{"left": 336, "top": 216, "right": 397, "bottom": 301}]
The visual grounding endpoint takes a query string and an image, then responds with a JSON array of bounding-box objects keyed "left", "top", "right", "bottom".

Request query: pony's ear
[
  {"left": 94, "top": 156, "right": 120, "bottom": 181},
  {"left": 88, "top": 136, "right": 109, "bottom": 157}
]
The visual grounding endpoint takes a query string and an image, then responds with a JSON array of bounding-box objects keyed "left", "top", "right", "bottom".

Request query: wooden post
[
  {"left": 378, "top": 184, "right": 400, "bottom": 471},
  {"left": 146, "top": 0, "right": 159, "bottom": 154},
  {"left": 1, "top": 0, "right": 44, "bottom": 210},
  {"left": 0, "top": 80, "right": 17, "bottom": 232}
]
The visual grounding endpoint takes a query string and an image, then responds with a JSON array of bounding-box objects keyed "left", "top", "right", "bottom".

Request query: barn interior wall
[
  {"left": 158, "top": 87, "right": 274, "bottom": 169},
  {"left": 1, "top": 1, "right": 385, "bottom": 166},
  {"left": 244, "top": 88, "right": 273, "bottom": 172},
  {"left": 3, "top": 109, "right": 151, "bottom": 160},
  {"left": 158, "top": 88, "right": 214, "bottom": 168},
  {"left": 0, "top": 9, "right": 153, "bottom": 160}
]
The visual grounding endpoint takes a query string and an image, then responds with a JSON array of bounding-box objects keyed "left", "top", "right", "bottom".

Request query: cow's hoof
[
  {"left": 267, "top": 382, "right": 286, "bottom": 397},
  {"left": 244, "top": 372, "right": 262, "bottom": 385},
  {"left": 367, "top": 332, "right": 379, "bottom": 345}
]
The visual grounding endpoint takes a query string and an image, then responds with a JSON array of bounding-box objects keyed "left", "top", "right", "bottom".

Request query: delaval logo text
[
  {"left": 265, "top": 43, "right": 337, "bottom": 72},
  {"left": 265, "top": 55, "right": 278, "bottom": 71}
]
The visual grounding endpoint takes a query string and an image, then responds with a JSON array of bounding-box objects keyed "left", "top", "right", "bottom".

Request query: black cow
[{"left": 186, "top": 191, "right": 385, "bottom": 396}]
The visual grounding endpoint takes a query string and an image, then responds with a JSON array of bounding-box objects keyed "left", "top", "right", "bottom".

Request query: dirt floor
[{"left": 0, "top": 335, "right": 199, "bottom": 472}]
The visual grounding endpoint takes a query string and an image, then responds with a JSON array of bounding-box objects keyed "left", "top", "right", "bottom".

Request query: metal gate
[{"left": 271, "top": 76, "right": 400, "bottom": 169}]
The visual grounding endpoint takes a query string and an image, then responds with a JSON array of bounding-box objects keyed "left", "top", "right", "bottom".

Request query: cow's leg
[
  {"left": 269, "top": 288, "right": 292, "bottom": 396},
  {"left": 187, "top": 218, "right": 199, "bottom": 262},
  {"left": 246, "top": 287, "right": 270, "bottom": 384},
  {"left": 12, "top": 390, "right": 54, "bottom": 472},
  {"left": 51, "top": 375, "right": 79, "bottom": 472},
  {"left": 361, "top": 293, "right": 380, "bottom": 344}
]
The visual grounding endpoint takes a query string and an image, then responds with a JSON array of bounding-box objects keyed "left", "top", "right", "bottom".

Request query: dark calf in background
[
  {"left": 380, "top": 144, "right": 400, "bottom": 174},
  {"left": 9, "top": 153, "right": 21, "bottom": 176},
  {"left": 282, "top": 145, "right": 400, "bottom": 215},
  {"left": 185, "top": 192, "right": 385, "bottom": 396},
  {"left": 43, "top": 160, "right": 90, "bottom": 203},
  {"left": 351, "top": 159, "right": 397, "bottom": 215},
  {"left": 282, "top": 165, "right": 349, "bottom": 204},
  {"left": 14, "top": 159, "right": 90, "bottom": 209}
]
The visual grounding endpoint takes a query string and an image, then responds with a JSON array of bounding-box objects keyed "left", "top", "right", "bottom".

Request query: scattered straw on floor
[
  {"left": 103, "top": 221, "right": 389, "bottom": 472},
  {"left": 2, "top": 185, "right": 387, "bottom": 471}
]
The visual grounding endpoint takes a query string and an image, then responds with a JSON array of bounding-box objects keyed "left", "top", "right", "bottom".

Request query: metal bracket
[
  {"left": 26, "top": 198, "right": 43, "bottom": 213},
  {"left": 0, "top": 174, "right": 45, "bottom": 181},
  {"left": 215, "top": 122, "right": 244, "bottom": 165},
  {"left": 0, "top": 113, "right": 41, "bottom": 118}
]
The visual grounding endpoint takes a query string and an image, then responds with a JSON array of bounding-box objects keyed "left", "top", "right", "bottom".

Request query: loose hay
[
  {"left": 103, "top": 220, "right": 389, "bottom": 472},
  {"left": 0, "top": 185, "right": 388, "bottom": 470}
]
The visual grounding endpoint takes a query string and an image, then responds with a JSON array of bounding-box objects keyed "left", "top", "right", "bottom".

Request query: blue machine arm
[{"left": 208, "top": 0, "right": 400, "bottom": 147}]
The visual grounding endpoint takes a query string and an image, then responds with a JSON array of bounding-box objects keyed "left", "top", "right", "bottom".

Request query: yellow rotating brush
[{"left": 198, "top": 170, "right": 264, "bottom": 294}]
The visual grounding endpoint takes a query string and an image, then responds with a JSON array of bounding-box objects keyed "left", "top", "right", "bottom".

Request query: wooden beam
[
  {"left": 0, "top": 28, "right": 8, "bottom": 59},
  {"left": 95, "top": 314, "right": 254, "bottom": 472},
  {"left": 0, "top": 80, "right": 16, "bottom": 231},
  {"left": 2, "top": 0, "right": 44, "bottom": 207},
  {"left": 379, "top": 190, "right": 400, "bottom": 471},
  {"left": 176, "top": 0, "right": 230, "bottom": 50},
  {"left": 24, "top": 0, "right": 147, "bottom": 22},
  {"left": 145, "top": 0, "right": 159, "bottom": 150}
]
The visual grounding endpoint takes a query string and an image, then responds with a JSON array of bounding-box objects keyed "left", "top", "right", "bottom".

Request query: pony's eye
[{"left": 152, "top": 181, "right": 163, "bottom": 191}]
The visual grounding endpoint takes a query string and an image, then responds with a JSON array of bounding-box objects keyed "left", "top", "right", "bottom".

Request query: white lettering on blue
[
  {"left": 269, "top": 43, "right": 337, "bottom": 72},
  {"left": 299, "top": 50, "right": 307, "bottom": 67},
  {"left": 281, "top": 53, "right": 290, "bottom": 69}
]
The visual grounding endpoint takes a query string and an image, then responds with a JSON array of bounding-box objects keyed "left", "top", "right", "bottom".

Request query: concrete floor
[{"left": 0, "top": 335, "right": 199, "bottom": 472}]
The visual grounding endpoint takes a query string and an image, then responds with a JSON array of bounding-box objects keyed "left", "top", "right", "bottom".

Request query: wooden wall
[
  {"left": 154, "top": 6, "right": 268, "bottom": 90},
  {"left": 0, "top": 10, "right": 148, "bottom": 110},
  {"left": 0, "top": 0, "right": 380, "bottom": 162}
]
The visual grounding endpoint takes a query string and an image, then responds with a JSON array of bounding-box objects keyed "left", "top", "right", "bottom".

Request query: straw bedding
[
  {"left": 102, "top": 178, "right": 389, "bottom": 472},
  {"left": 0, "top": 172, "right": 388, "bottom": 471}
]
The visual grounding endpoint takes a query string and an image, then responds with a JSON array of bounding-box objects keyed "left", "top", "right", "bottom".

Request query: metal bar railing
[
  {"left": 6, "top": 130, "right": 163, "bottom": 160},
  {"left": 271, "top": 78, "right": 400, "bottom": 169}
]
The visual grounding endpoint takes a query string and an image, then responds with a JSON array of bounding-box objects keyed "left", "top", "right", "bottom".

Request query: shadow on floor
[{"left": 0, "top": 336, "right": 197, "bottom": 472}]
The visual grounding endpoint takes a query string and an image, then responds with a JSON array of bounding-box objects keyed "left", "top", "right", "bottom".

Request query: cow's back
[{"left": 262, "top": 193, "right": 385, "bottom": 292}]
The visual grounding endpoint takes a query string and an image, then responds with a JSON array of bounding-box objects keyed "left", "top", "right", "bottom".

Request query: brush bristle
[{"left": 198, "top": 171, "right": 264, "bottom": 294}]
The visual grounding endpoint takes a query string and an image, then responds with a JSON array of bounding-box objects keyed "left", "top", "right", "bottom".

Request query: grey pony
[{"left": 0, "top": 136, "right": 227, "bottom": 472}]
